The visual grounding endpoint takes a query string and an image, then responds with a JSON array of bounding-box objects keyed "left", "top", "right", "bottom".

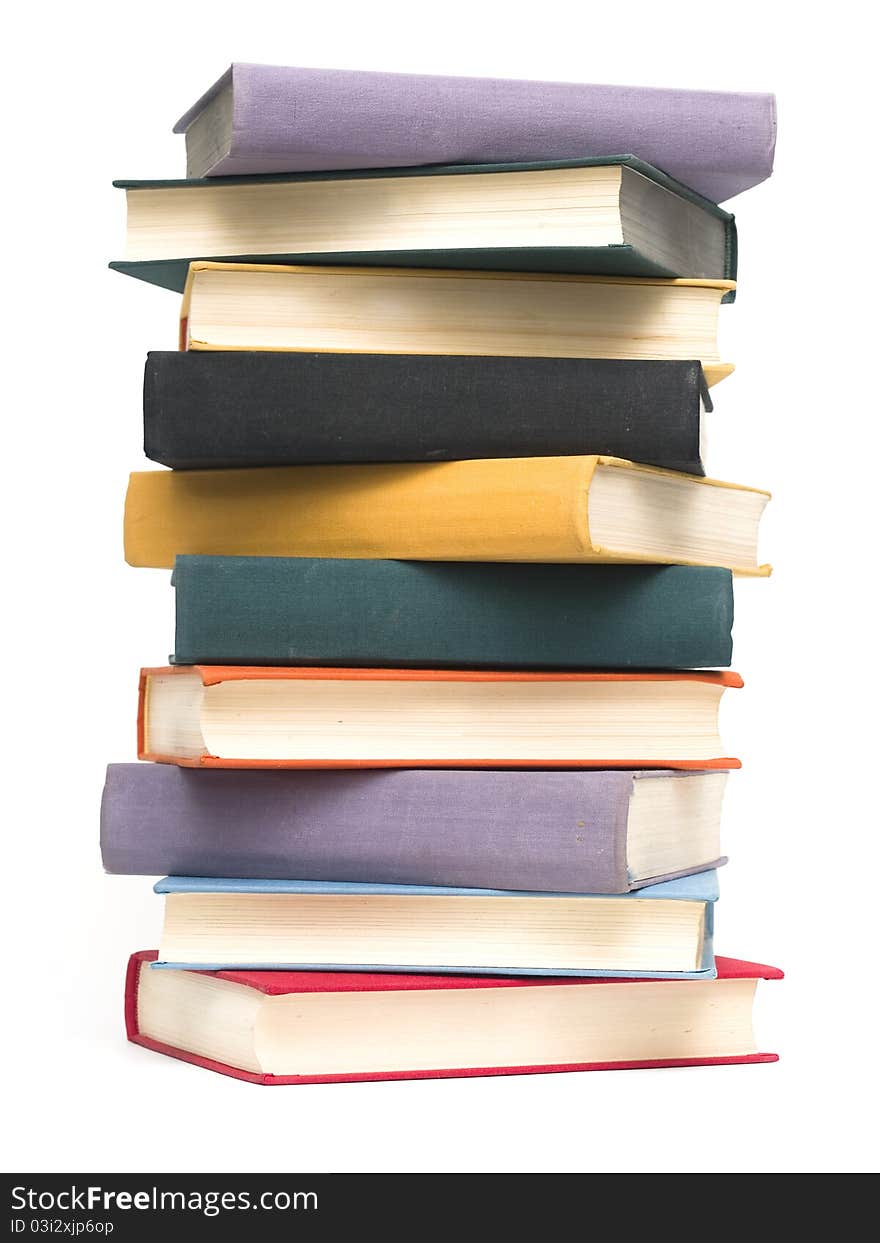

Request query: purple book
[
  {"left": 101, "top": 764, "right": 727, "bottom": 895},
  {"left": 174, "top": 63, "right": 776, "bottom": 202}
]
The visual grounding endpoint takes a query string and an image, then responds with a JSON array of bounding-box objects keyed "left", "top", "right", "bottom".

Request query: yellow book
[
  {"left": 180, "top": 262, "right": 735, "bottom": 386},
  {"left": 124, "top": 456, "right": 770, "bottom": 574}
]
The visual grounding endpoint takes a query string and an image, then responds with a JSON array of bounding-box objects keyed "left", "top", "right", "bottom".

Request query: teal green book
[
  {"left": 111, "top": 155, "right": 736, "bottom": 299},
  {"left": 172, "top": 557, "right": 734, "bottom": 670}
]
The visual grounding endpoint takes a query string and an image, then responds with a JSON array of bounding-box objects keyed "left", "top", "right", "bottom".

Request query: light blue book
[{"left": 154, "top": 872, "right": 718, "bottom": 980}]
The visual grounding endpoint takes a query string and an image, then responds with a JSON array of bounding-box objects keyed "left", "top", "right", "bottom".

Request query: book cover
[
  {"left": 101, "top": 764, "right": 727, "bottom": 894},
  {"left": 110, "top": 155, "right": 736, "bottom": 294},
  {"left": 143, "top": 354, "right": 711, "bottom": 475},
  {"left": 171, "top": 558, "right": 733, "bottom": 670},
  {"left": 126, "top": 950, "right": 782, "bottom": 1085},
  {"left": 172, "top": 63, "right": 776, "bottom": 203},
  {"left": 151, "top": 872, "right": 719, "bottom": 978}
]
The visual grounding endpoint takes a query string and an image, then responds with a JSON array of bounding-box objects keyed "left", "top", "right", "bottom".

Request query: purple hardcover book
[
  {"left": 100, "top": 764, "right": 727, "bottom": 894},
  {"left": 174, "top": 63, "right": 776, "bottom": 202}
]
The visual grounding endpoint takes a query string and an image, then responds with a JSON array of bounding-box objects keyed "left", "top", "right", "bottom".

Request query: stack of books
[{"left": 105, "top": 62, "right": 782, "bottom": 1086}]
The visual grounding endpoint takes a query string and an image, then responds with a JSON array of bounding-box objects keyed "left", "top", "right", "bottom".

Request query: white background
[{"left": 3, "top": 0, "right": 877, "bottom": 1174}]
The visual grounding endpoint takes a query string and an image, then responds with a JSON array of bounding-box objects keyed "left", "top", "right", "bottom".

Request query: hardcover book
[
  {"left": 124, "top": 456, "right": 770, "bottom": 573},
  {"left": 111, "top": 156, "right": 736, "bottom": 293},
  {"left": 152, "top": 872, "right": 720, "bottom": 977},
  {"left": 179, "top": 263, "right": 735, "bottom": 386},
  {"left": 101, "top": 764, "right": 729, "bottom": 894},
  {"left": 127, "top": 951, "right": 781, "bottom": 1085},
  {"left": 173, "top": 63, "right": 776, "bottom": 203},
  {"left": 143, "top": 353, "right": 713, "bottom": 475},
  {"left": 137, "top": 666, "right": 742, "bottom": 770},
  {"left": 170, "top": 558, "right": 734, "bottom": 669}
]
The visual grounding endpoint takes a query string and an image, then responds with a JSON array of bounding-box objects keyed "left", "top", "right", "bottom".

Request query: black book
[{"left": 144, "top": 353, "right": 711, "bottom": 474}]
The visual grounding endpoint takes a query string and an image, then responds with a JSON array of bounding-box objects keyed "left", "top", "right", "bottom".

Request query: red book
[{"left": 126, "top": 951, "right": 781, "bottom": 1086}]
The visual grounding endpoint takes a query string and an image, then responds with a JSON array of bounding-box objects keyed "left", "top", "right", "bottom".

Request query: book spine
[
  {"left": 194, "top": 66, "right": 775, "bottom": 203},
  {"left": 123, "top": 456, "right": 597, "bottom": 567},
  {"left": 143, "top": 353, "right": 706, "bottom": 474},
  {"left": 172, "top": 558, "right": 733, "bottom": 670},
  {"left": 102, "top": 764, "right": 634, "bottom": 892}
]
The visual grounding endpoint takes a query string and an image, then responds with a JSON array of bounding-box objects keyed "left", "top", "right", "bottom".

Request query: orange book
[{"left": 138, "top": 666, "right": 742, "bottom": 770}]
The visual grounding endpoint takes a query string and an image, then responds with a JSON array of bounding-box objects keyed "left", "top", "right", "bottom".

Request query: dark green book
[
  {"left": 111, "top": 155, "right": 736, "bottom": 298},
  {"left": 172, "top": 557, "right": 734, "bottom": 670}
]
